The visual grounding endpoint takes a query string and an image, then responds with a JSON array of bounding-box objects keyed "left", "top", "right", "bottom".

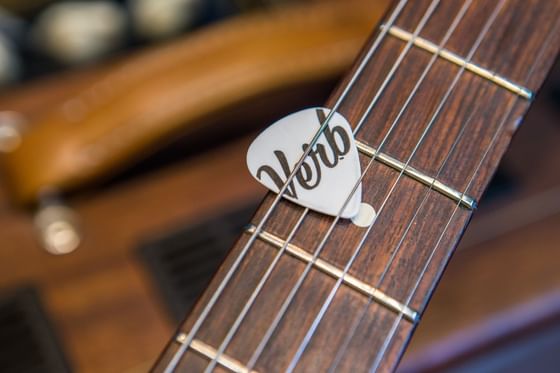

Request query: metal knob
[
  {"left": 0, "top": 111, "right": 26, "bottom": 153},
  {"left": 34, "top": 194, "right": 81, "bottom": 255}
]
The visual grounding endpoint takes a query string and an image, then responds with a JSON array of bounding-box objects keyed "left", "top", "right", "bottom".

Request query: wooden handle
[{"left": 0, "top": 0, "right": 388, "bottom": 204}]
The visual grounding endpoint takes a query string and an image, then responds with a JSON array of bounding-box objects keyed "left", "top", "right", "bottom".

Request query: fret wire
[
  {"left": 356, "top": 140, "right": 477, "bottom": 209},
  {"left": 245, "top": 225, "right": 419, "bottom": 322},
  {"left": 177, "top": 336, "right": 259, "bottom": 373},
  {"left": 287, "top": 1, "right": 480, "bottom": 370},
  {"left": 384, "top": 25, "right": 533, "bottom": 99},
  {"left": 368, "top": 15, "right": 560, "bottom": 371},
  {"left": 245, "top": 1, "right": 445, "bottom": 370},
  {"left": 164, "top": 1, "right": 411, "bottom": 372}
]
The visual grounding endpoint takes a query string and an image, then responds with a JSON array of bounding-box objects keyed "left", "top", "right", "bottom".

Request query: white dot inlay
[{"left": 351, "top": 203, "right": 377, "bottom": 227}]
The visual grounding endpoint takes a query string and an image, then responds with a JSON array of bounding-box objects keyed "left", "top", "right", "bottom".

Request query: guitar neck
[{"left": 153, "top": 1, "right": 560, "bottom": 372}]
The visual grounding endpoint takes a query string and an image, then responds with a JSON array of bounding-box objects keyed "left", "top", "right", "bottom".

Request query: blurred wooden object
[{"left": 0, "top": 0, "right": 387, "bottom": 205}]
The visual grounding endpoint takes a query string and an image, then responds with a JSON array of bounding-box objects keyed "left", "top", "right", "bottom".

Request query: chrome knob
[{"left": 34, "top": 194, "right": 81, "bottom": 255}]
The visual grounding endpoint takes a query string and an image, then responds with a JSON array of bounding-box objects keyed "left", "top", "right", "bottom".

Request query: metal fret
[
  {"left": 383, "top": 25, "right": 533, "bottom": 100},
  {"left": 176, "top": 334, "right": 258, "bottom": 373},
  {"left": 246, "top": 225, "right": 420, "bottom": 323},
  {"left": 356, "top": 140, "right": 477, "bottom": 210}
]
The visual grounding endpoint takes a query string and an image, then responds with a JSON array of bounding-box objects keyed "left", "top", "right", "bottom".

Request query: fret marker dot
[{"left": 351, "top": 203, "right": 376, "bottom": 227}]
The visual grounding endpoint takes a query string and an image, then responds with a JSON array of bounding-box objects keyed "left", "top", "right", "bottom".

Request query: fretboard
[{"left": 153, "top": 1, "right": 560, "bottom": 372}]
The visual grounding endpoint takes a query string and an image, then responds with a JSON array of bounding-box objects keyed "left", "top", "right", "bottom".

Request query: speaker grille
[
  {"left": 0, "top": 287, "right": 70, "bottom": 373},
  {"left": 140, "top": 206, "right": 257, "bottom": 321}
]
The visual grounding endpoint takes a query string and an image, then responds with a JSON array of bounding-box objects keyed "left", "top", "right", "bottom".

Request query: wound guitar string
[
  {"left": 163, "top": 1, "right": 410, "bottom": 371},
  {"left": 208, "top": 1, "right": 445, "bottom": 371},
  {"left": 367, "top": 16, "right": 560, "bottom": 372}
]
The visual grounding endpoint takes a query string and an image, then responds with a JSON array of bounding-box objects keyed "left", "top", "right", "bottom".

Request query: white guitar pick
[{"left": 247, "top": 107, "right": 362, "bottom": 218}]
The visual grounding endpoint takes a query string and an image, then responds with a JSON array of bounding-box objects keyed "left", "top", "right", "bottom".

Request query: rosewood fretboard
[{"left": 153, "top": 0, "right": 560, "bottom": 372}]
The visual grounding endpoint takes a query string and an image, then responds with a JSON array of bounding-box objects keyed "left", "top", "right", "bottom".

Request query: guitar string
[
  {"left": 163, "top": 1, "right": 410, "bottom": 371},
  {"left": 286, "top": 0, "right": 498, "bottom": 370},
  {"left": 246, "top": 1, "right": 453, "bottom": 370},
  {"left": 203, "top": 1, "right": 439, "bottom": 371},
  {"left": 330, "top": 1, "right": 508, "bottom": 369},
  {"left": 329, "top": 105, "right": 478, "bottom": 372},
  {"left": 367, "top": 15, "right": 559, "bottom": 372},
  {"left": 207, "top": 0, "right": 552, "bottom": 370}
]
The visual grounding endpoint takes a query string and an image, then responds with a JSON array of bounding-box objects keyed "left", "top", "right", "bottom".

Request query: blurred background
[{"left": 0, "top": 0, "right": 558, "bottom": 372}]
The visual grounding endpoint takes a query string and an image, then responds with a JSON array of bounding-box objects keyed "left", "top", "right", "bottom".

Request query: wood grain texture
[{"left": 153, "top": 0, "right": 560, "bottom": 371}]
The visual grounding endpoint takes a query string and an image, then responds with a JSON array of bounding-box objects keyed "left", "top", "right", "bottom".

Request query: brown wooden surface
[
  {"left": 0, "top": 0, "right": 385, "bottom": 205},
  {"left": 154, "top": 1, "right": 560, "bottom": 372}
]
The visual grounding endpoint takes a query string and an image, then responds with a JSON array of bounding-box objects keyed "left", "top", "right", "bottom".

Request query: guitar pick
[{"left": 247, "top": 107, "right": 362, "bottom": 218}]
